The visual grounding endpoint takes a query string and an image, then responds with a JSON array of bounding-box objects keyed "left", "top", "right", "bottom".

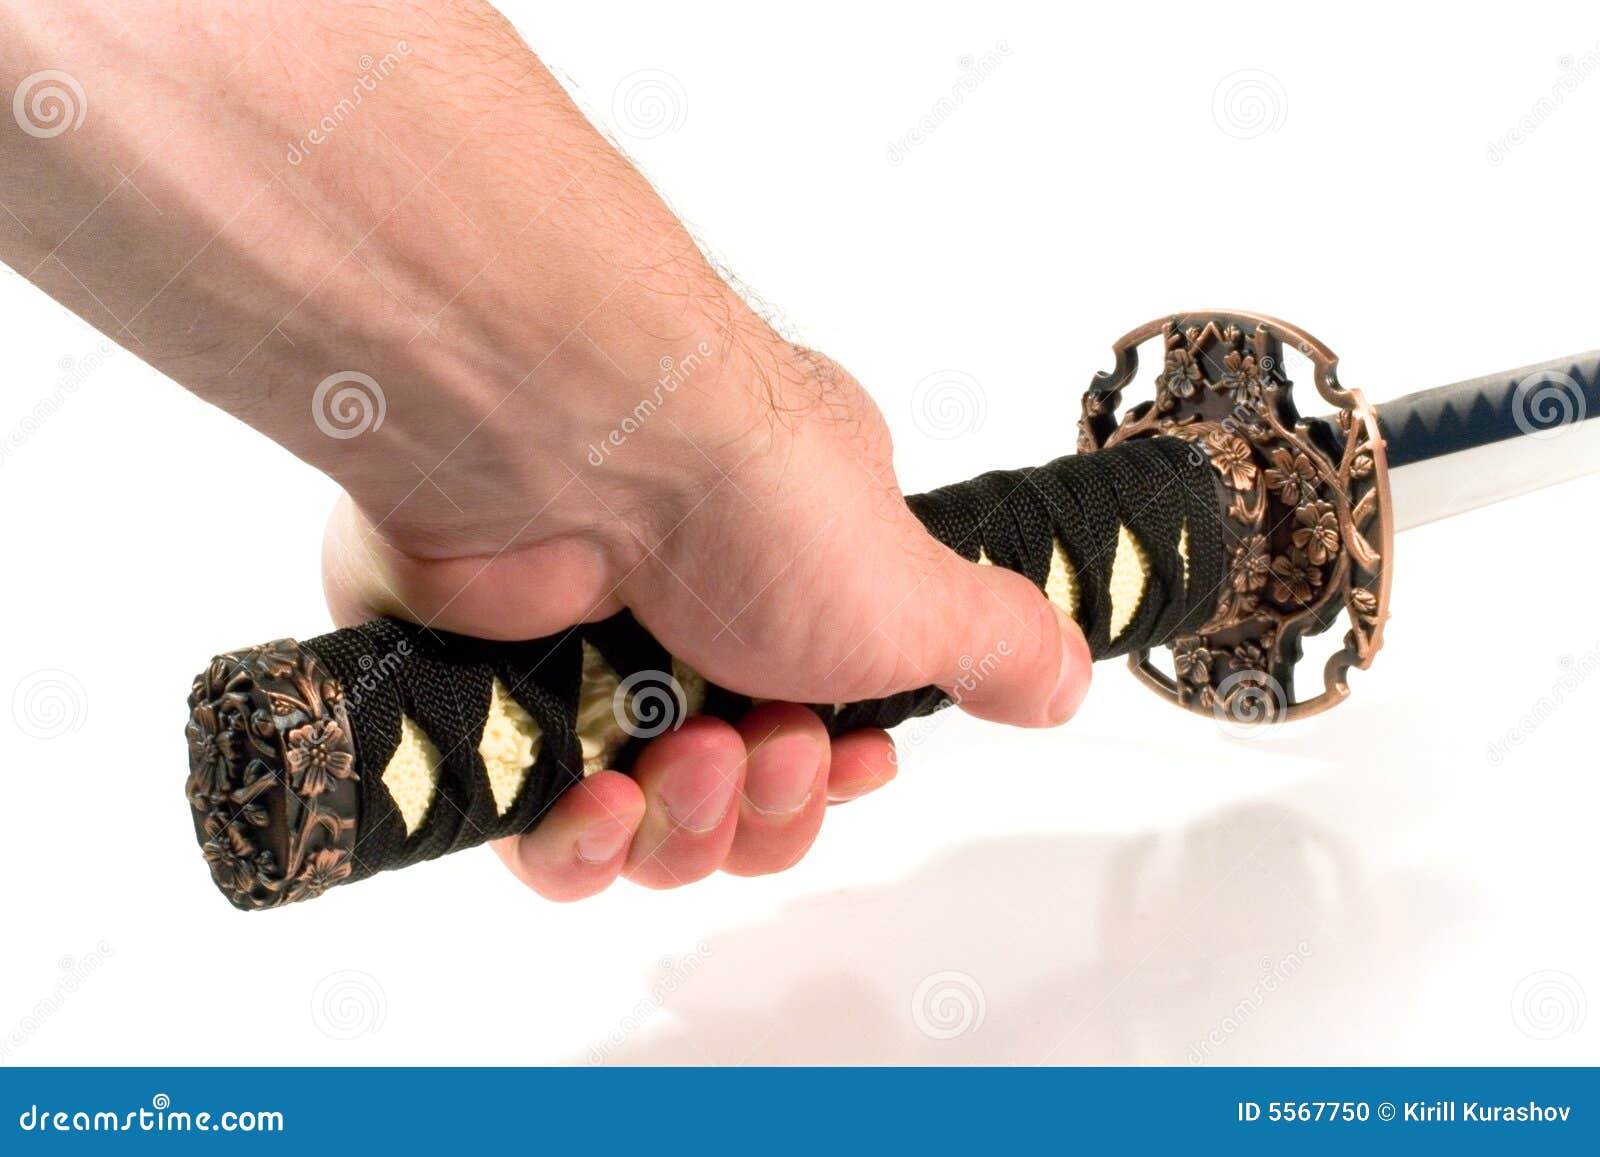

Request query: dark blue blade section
[{"left": 1377, "top": 350, "right": 1600, "bottom": 468}]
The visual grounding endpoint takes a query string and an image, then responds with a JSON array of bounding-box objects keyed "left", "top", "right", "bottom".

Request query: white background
[{"left": 2, "top": 0, "right": 1598, "bottom": 1065}]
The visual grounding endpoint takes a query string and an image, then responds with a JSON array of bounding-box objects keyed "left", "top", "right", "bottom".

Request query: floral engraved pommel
[
  {"left": 184, "top": 639, "right": 359, "bottom": 910},
  {"left": 285, "top": 720, "right": 357, "bottom": 797}
]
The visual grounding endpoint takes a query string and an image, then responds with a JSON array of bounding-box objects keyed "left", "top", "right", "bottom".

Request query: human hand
[
  {"left": 0, "top": 0, "right": 1089, "bottom": 901},
  {"left": 322, "top": 329, "right": 1091, "bottom": 899}
]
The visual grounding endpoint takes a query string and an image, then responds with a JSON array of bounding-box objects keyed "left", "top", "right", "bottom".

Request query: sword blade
[{"left": 1373, "top": 350, "right": 1600, "bottom": 530}]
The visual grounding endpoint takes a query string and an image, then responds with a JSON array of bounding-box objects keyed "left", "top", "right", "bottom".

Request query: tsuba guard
[{"left": 1079, "top": 311, "right": 1393, "bottom": 723}]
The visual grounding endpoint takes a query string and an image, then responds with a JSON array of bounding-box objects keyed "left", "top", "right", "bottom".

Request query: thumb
[{"left": 892, "top": 543, "right": 1092, "bottom": 729}]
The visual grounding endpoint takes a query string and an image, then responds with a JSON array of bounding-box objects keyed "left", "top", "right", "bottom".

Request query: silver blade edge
[{"left": 1315, "top": 349, "right": 1600, "bottom": 531}]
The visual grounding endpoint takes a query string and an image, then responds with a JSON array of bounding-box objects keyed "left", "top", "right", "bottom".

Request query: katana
[{"left": 182, "top": 311, "right": 1600, "bottom": 909}]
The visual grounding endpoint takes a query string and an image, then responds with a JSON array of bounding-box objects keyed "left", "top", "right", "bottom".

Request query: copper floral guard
[{"left": 1078, "top": 311, "right": 1393, "bottom": 723}]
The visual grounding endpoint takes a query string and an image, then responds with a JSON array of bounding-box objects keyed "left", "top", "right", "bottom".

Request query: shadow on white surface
[
  {"left": 570, "top": 692, "right": 1593, "bottom": 1065},
  {"left": 581, "top": 788, "right": 1469, "bottom": 1065}
]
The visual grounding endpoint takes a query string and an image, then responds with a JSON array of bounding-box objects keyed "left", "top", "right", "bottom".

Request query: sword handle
[
  {"left": 185, "top": 435, "right": 1230, "bottom": 909},
  {"left": 185, "top": 309, "right": 1396, "bottom": 910}
]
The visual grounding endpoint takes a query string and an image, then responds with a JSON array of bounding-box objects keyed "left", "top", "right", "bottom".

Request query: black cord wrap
[
  {"left": 908, "top": 435, "right": 1226, "bottom": 657},
  {"left": 294, "top": 434, "right": 1226, "bottom": 884}
]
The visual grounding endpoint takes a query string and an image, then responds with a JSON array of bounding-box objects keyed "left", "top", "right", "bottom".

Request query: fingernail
[
  {"left": 827, "top": 737, "right": 897, "bottom": 803},
  {"left": 744, "top": 734, "right": 821, "bottom": 816},
  {"left": 576, "top": 818, "right": 632, "bottom": 864},
  {"left": 1047, "top": 605, "right": 1089, "bottom": 724},
  {"left": 659, "top": 763, "right": 739, "bottom": 834},
  {"left": 828, "top": 771, "right": 893, "bottom": 804}
]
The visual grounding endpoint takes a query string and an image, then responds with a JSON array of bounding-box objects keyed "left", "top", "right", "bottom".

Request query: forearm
[
  {"left": 0, "top": 1, "right": 768, "bottom": 553},
  {"left": 6, "top": 2, "right": 1094, "bottom": 911}
]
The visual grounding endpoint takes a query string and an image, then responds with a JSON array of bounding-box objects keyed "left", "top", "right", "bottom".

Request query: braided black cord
[{"left": 301, "top": 435, "right": 1226, "bottom": 881}]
